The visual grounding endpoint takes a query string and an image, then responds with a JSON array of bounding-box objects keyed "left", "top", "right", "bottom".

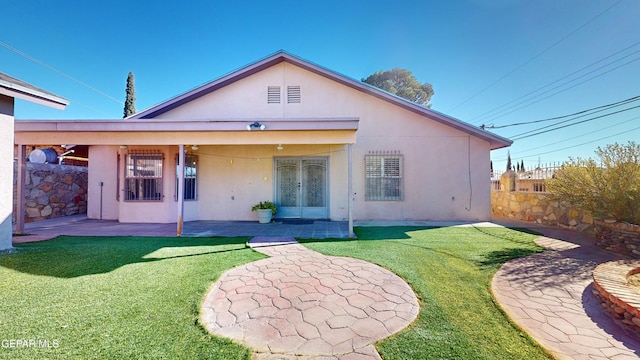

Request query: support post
[
  {"left": 177, "top": 145, "right": 185, "bottom": 237},
  {"left": 348, "top": 144, "right": 354, "bottom": 238},
  {"left": 15, "top": 144, "right": 26, "bottom": 235}
]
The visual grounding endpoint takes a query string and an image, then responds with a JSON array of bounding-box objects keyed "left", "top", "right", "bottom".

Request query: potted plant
[{"left": 251, "top": 201, "right": 277, "bottom": 224}]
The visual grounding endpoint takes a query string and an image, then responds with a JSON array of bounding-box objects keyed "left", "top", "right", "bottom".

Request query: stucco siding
[
  {"left": 86, "top": 144, "right": 349, "bottom": 223},
  {"left": 87, "top": 146, "right": 119, "bottom": 220},
  {"left": 1, "top": 95, "right": 15, "bottom": 249}
]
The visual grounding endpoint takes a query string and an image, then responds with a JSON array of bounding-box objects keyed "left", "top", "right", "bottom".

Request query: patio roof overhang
[{"left": 14, "top": 117, "right": 359, "bottom": 145}]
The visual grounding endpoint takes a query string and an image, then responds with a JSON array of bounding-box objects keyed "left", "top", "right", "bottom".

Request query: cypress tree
[
  {"left": 123, "top": 72, "right": 136, "bottom": 118},
  {"left": 520, "top": 160, "right": 525, "bottom": 172},
  {"left": 506, "top": 152, "right": 512, "bottom": 171}
]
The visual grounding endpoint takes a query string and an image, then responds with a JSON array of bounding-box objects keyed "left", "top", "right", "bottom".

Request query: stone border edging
[{"left": 592, "top": 260, "right": 640, "bottom": 335}]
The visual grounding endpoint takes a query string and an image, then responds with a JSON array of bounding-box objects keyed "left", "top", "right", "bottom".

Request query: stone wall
[
  {"left": 491, "top": 190, "right": 593, "bottom": 231},
  {"left": 12, "top": 162, "right": 88, "bottom": 224},
  {"left": 594, "top": 220, "right": 640, "bottom": 259}
]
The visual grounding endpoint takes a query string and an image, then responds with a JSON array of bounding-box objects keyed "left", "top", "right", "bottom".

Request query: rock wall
[
  {"left": 12, "top": 162, "right": 88, "bottom": 224},
  {"left": 491, "top": 190, "right": 593, "bottom": 231},
  {"left": 594, "top": 220, "right": 640, "bottom": 259}
]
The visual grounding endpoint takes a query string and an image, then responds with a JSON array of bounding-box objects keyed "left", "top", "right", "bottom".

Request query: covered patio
[{"left": 12, "top": 214, "right": 350, "bottom": 243}]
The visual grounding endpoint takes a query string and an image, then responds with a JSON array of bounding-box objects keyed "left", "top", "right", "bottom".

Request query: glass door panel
[
  {"left": 275, "top": 158, "right": 328, "bottom": 219},
  {"left": 275, "top": 159, "right": 300, "bottom": 218}
]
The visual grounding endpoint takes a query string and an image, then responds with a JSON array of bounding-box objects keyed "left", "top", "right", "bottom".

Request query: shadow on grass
[
  {"left": 301, "top": 226, "right": 545, "bottom": 269},
  {"left": 0, "top": 236, "right": 251, "bottom": 278},
  {"left": 476, "top": 247, "right": 542, "bottom": 268}
]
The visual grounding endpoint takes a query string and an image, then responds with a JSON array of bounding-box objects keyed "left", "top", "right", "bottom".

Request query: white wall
[
  {"left": 87, "top": 146, "right": 119, "bottom": 220},
  {"left": 0, "top": 95, "right": 15, "bottom": 250}
]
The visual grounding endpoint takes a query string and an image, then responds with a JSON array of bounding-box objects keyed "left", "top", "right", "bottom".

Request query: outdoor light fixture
[
  {"left": 246, "top": 122, "right": 266, "bottom": 131},
  {"left": 191, "top": 145, "right": 199, "bottom": 151},
  {"left": 119, "top": 145, "right": 128, "bottom": 150},
  {"left": 277, "top": 144, "right": 284, "bottom": 151}
]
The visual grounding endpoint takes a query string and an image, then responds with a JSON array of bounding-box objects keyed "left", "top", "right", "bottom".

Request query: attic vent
[
  {"left": 267, "top": 86, "right": 281, "bottom": 104},
  {"left": 287, "top": 86, "right": 301, "bottom": 103}
]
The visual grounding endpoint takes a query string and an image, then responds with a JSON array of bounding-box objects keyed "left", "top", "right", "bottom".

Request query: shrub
[{"left": 546, "top": 142, "right": 640, "bottom": 225}]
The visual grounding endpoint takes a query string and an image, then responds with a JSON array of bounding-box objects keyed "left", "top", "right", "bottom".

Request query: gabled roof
[
  {"left": 130, "top": 50, "right": 511, "bottom": 150},
  {"left": 0, "top": 72, "right": 69, "bottom": 110}
]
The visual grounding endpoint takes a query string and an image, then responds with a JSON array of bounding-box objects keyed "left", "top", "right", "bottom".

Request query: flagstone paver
[
  {"left": 201, "top": 237, "right": 419, "bottom": 359},
  {"left": 491, "top": 224, "right": 640, "bottom": 360}
]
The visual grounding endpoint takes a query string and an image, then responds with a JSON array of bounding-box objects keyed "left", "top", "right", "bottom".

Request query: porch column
[
  {"left": 15, "top": 144, "right": 26, "bottom": 235},
  {"left": 348, "top": 144, "right": 354, "bottom": 238},
  {"left": 176, "top": 144, "right": 185, "bottom": 237}
]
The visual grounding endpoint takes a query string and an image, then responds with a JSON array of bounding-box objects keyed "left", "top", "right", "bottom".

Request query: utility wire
[
  {"left": 448, "top": 0, "right": 622, "bottom": 112},
  {"left": 510, "top": 105, "right": 640, "bottom": 140},
  {"left": 0, "top": 40, "right": 123, "bottom": 105},
  {"left": 484, "top": 95, "right": 640, "bottom": 129},
  {"left": 495, "top": 114, "right": 640, "bottom": 159},
  {"left": 500, "top": 123, "right": 640, "bottom": 160},
  {"left": 473, "top": 41, "right": 640, "bottom": 124},
  {"left": 478, "top": 52, "right": 640, "bottom": 125}
]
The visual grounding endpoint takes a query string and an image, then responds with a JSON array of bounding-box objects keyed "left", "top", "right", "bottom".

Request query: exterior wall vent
[
  {"left": 268, "top": 86, "right": 281, "bottom": 104},
  {"left": 287, "top": 86, "right": 301, "bottom": 103}
]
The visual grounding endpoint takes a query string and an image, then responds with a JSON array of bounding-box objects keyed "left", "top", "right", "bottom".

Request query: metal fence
[{"left": 491, "top": 165, "right": 560, "bottom": 193}]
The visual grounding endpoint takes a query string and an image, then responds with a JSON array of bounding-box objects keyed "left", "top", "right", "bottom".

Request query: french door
[{"left": 275, "top": 158, "right": 328, "bottom": 218}]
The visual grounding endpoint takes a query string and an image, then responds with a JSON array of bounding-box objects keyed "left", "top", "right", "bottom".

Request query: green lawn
[
  {"left": 0, "top": 227, "right": 553, "bottom": 359},
  {"left": 301, "top": 226, "right": 553, "bottom": 360},
  {"left": 0, "top": 236, "right": 264, "bottom": 359}
]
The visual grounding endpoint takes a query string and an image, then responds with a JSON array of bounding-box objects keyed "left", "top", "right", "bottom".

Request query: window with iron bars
[
  {"left": 124, "top": 151, "right": 163, "bottom": 201},
  {"left": 176, "top": 154, "right": 198, "bottom": 201},
  {"left": 365, "top": 151, "right": 403, "bottom": 201}
]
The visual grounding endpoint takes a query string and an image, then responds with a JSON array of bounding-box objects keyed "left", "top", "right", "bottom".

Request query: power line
[
  {"left": 0, "top": 40, "right": 123, "bottom": 105},
  {"left": 511, "top": 105, "right": 640, "bottom": 140},
  {"left": 484, "top": 95, "right": 640, "bottom": 129},
  {"left": 494, "top": 114, "right": 640, "bottom": 160},
  {"left": 448, "top": 0, "right": 623, "bottom": 112},
  {"left": 473, "top": 41, "right": 640, "bottom": 125},
  {"left": 509, "top": 115, "right": 640, "bottom": 157},
  {"left": 497, "top": 123, "right": 640, "bottom": 161},
  {"left": 477, "top": 52, "right": 640, "bottom": 125}
]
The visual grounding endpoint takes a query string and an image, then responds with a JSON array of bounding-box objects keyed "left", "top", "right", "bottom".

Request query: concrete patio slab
[{"left": 201, "top": 237, "right": 419, "bottom": 359}]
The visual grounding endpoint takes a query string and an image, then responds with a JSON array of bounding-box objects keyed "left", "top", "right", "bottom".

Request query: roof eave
[
  {"left": 128, "top": 50, "right": 512, "bottom": 149},
  {"left": 0, "top": 78, "right": 69, "bottom": 110}
]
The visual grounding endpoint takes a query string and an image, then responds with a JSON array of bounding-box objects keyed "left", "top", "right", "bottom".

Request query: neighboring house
[
  {"left": 14, "top": 51, "right": 511, "bottom": 236},
  {"left": 1, "top": 72, "right": 68, "bottom": 249},
  {"left": 516, "top": 167, "right": 557, "bottom": 192}
]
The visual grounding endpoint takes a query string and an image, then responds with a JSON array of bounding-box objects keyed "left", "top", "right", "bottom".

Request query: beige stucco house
[
  {"left": 1, "top": 73, "right": 68, "bottom": 249},
  {"left": 14, "top": 51, "right": 511, "bottom": 236}
]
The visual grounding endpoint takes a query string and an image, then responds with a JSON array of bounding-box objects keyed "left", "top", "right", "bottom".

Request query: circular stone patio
[{"left": 200, "top": 237, "right": 419, "bottom": 359}]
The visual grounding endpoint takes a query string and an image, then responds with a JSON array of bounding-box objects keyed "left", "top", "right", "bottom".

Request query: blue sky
[{"left": 3, "top": 0, "right": 639, "bottom": 170}]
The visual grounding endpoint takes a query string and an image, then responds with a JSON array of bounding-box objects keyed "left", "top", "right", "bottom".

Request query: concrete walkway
[
  {"left": 201, "top": 237, "right": 419, "bottom": 359},
  {"left": 491, "top": 220, "right": 640, "bottom": 360},
  {"left": 12, "top": 215, "right": 349, "bottom": 242}
]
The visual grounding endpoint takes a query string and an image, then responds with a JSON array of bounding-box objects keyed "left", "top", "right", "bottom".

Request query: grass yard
[
  {"left": 301, "top": 226, "right": 553, "bottom": 360},
  {"left": 0, "top": 236, "right": 264, "bottom": 360},
  {"left": 0, "top": 226, "right": 553, "bottom": 359}
]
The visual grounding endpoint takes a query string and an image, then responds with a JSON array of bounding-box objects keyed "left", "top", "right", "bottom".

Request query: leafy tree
[
  {"left": 546, "top": 142, "right": 640, "bottom": 224},
  {"left": 123, "top": 72, "right": 136, "bottom": 118},
  {"left": 362, "top": 68, "right": 434, "bottom": 107}
]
